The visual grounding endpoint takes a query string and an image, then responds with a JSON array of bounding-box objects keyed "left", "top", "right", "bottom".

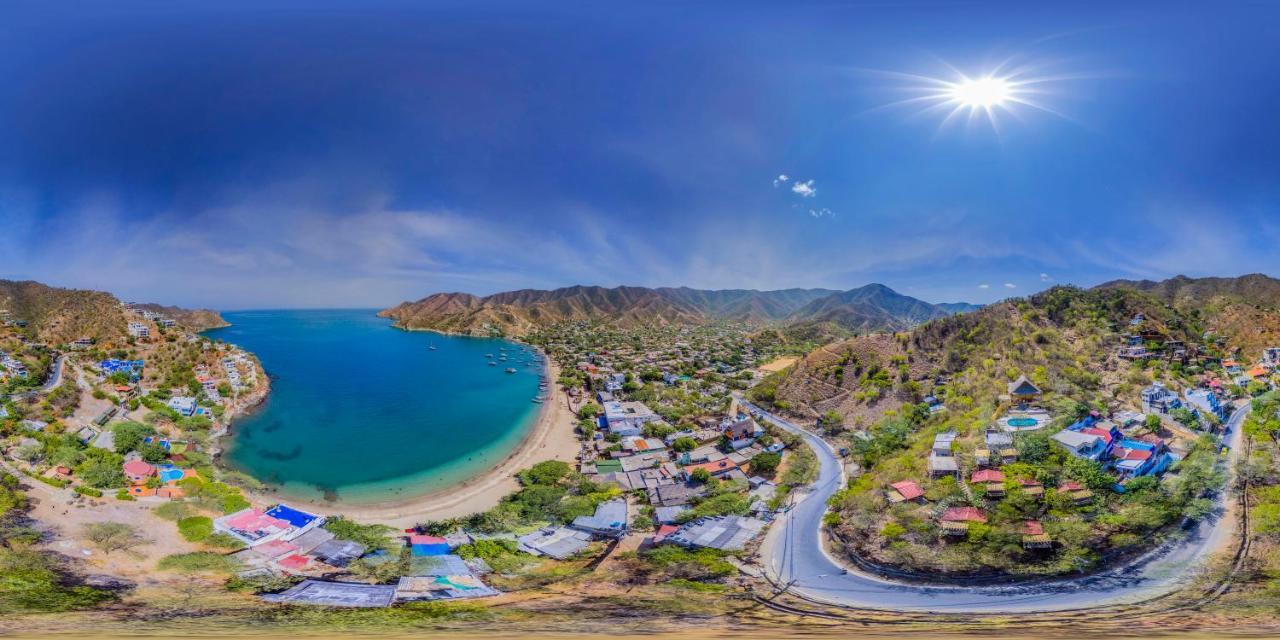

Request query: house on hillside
[
  {"left": 1142, "top": 382, "right": 1182, "bottom": 414},
  {"left": 167, "top": 396, "right": 197, "bottom": 417},
  {"left": 939, "top": 507, "right": 987, "bottom": 537},
  {"left": 1007, "top": 375, "right": 1041, "bottom": 403},
  {"left": 1184, "top": 388, "right": 1226, "bottom": 422},
  {"left": 722, "top": 414, "right": 763, "bottom": 450},
  {"left": 1022, "top": 521, "right": 1052, "bottom": 549},
  {"left": 887, "top": 480, "right": 925, "bottom": 504},
  {"left": 1051, "top": 430, "right": 1108, "bottom": 461}
]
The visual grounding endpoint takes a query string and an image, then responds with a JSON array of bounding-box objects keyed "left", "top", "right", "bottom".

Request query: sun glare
[
  {"left": 948, "top": 76, "right": 1012, "bottom": 108},
  {"left": 871, "top": 58, "right": 1078, "bottom": 133}
]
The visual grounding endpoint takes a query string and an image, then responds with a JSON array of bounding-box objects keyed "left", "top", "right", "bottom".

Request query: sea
[{"left": 204, "top": 309, "right": 544, "bottom": 504}]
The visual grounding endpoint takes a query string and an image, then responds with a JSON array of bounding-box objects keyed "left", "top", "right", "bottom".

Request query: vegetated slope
[
  {"left": 133, "top": 303, "right": 230, "bottom": 331},
  {"left": 379, "top": 283, "right": 968, "bottom": 337},
  {"left": 0, "top": 280, "right": 127, "bottom": 346},
  {"left": 765, "top": 286, "right": 1203, "bottom": 423},
  {"left": 1097, "top": 273, "right": 1280, "bottom": 358},
  {"left": 759, "top": 286, "right": 1228, "bottom": 576}
]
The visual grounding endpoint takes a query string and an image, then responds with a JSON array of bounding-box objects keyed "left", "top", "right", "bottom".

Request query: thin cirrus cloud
[
  {"left": 1004, "top": 283, "right": 1017, "bottom": 289},
  {"left": 978, "top": 284, "right": 991, "bottom": 289}
]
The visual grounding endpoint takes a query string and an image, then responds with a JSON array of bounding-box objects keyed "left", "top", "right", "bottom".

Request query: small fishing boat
[
  {"left": 488, "top": 361, "right": 497, "bottom": 366},
  {"left": 484, "top": 353, "right": 493, "bottom": 358},
  {"left": 505, "top": 367, "right": 516, "bottom": 373},
  {"left": 428, "top": 343, "right": 437, "bottom": 351}
]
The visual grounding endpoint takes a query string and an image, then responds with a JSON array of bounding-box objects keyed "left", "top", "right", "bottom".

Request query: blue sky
[{"left": 2, "top": 1, "right": 1279, "bottom": 309}]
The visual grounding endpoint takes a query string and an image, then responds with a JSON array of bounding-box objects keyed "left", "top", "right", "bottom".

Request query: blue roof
[
  {"left": 411, "top": 543, "right": 451, "bottom": 556},
  {"left": 266, "top": 504, "right": 318, "bottom": 528}
]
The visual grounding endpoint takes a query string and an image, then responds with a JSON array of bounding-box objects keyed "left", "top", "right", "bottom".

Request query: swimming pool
[
  {"left": 159, "top": 469, "right": 186, "bottom": 483},
  {"left": 1007, "top": 417, "right": 1039, "bottom": 427}
]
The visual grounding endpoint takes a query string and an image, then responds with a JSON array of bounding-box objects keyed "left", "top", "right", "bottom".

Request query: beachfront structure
[
  {"left": 127, "top": 322, "right": 150, "bottom": 338},
  {"left": 1184, "top": 388, "right": 1226, "bottom": 422},
  {"left": 602, "top": 400, "right": 660, "bottom": 436},
  {"left": 166, "top": 396, "right": 198, "bottom": 417},
  {"left": 215, "top": 504, "right": 324, "bottom": 545}
]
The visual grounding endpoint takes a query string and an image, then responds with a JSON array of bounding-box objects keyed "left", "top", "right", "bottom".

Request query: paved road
[
  {"left": 745, "top": 397, "right": 1248, "bottom": 613},
  {"left": 7, "top": 354, "right": 65, "bottom": 400}
]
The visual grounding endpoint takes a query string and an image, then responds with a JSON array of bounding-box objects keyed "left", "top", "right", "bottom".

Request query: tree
[
  {"left": 820, "top": 410, "right": 845, "bottom": 433},
  {"left": 138, "top": 441, "right": 168, "bottom": 464},
  {"left": 578, "top": 403, "right": 601, "bottom": 419},
  {"left": 112, "top": 421, "right": 154, "bottom": 455},
  {"left": 82, "top": 522, "right": 145, "bottom": 554},
  {"left": 518, "top": 460, "right": 571, "bottom": 486},
  {"left": 748, "top": 451, "right": 782, "bottom": 476},
  {"left": 690, "top": 468, "right": 712, "bottom": 484},
  {"left": 671, "top": 437, "right": 696, "bottom": 452},
  {"left": 76, "top": 458, "right": 125, "bottom": 489}
]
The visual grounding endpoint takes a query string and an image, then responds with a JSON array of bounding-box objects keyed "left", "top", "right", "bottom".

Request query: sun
[
  {"left": 869, "top": 58, "right": 1078, "bottom": 133},
  {"left": 948, "top": 75, "right": 1013, "bottom": 108}
]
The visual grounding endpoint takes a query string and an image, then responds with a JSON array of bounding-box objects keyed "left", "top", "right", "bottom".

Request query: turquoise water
[
  {"left": 205, "top": 310, "right": 544, "bottom": 504},
  {"left": 1007, "top": 417, "right": 1039, "bottom": 427}
]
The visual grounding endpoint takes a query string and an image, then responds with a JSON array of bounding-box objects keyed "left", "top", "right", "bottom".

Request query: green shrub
[
  {"left": 73, "top": 486, "right": 103, "bottom": 498},
  {"left": 177, "top": 516, "right": 214, "bottom": 542},
  {"left": 157, "top": 552, "right": 238, "bottom": 574}
]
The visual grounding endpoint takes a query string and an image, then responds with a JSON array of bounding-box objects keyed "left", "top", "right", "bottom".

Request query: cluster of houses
[
  {"left": 1050, "top": 413, "right": 1176, "bottom": 478},
  {"left": 238, "top": 504, "right": 502, "bottom": 608},
  {"left": 99, "top": 358, "right": 144, "bottom": 382},
  {"left": 896, "top": 369, "right": 1193, "bottom": 549}
]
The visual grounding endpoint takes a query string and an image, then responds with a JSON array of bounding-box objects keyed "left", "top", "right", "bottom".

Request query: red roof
[
  {"left": 1022, "top": 520, "right": 1045, "bottom": 535},
  {"left": 1059, "top": 481, "right": 1084, "bottom": 492},
  {"left": 970, "top": 469, "right": 1005, "bottom": 484},
  {"left": 408, "top": 534, "right": 447, "bottom": 545},
  {"left": 890, "top": 481, "right": 924, "bottom": 501},
  {"left": 278, "top": 554, "right": 310, "bottom": 570},
  {"left": 654, "top": 524, "right": 679, "bottom": 541},
  {"left": 1123, "top": 448, "right": 1153, "bottom": 461},
  {"left": 1081, "top": 428, "right": 1114, "bottom": 444},
  {"left": 122, "top": 460, "right": 155, "bottom": 477},
  {"left": 941, "top": 507, "right": 987, "bottom": 523},
  {"left": 683, "top": 459, "right": 737, "bottom": 476},
  {"left": 1019, "top": 478, "right": 1043, "bottom": 487}
]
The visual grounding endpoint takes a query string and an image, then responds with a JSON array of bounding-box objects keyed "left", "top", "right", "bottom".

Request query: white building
[{"left": 127, "top": 322, "right": 150, "bottom": 338}]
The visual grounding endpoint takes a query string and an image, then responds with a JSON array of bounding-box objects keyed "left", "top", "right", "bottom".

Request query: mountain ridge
[{"left": 379, "top": 283, "right": 973, "bottom": 336}]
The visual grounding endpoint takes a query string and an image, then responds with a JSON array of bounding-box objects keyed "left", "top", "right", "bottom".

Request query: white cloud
[
  {"left": 791, "top": 179, "right": 816, "bottom": 198},
  {"left": 978, "top": 283, "right": 990, "bottom": 289},
  {"left": 772, "top": 173, "right": 789, "bottom": 188},
  {"left": 1004, "top": 282, "right": 1017, "bottom": 289},
  {"left": 809, "top": 208, "right": 833, "bottom": 218},
  {"left": 1040, "top": 273, "right": 1052, "bottom": 282}
]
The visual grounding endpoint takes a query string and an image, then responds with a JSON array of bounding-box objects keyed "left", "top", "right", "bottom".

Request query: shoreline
[{"left": 223, "top": 349, "right": 581, "bottom": 529}]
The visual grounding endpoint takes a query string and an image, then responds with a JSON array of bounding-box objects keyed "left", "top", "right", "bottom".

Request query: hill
[
  {"left": 379, "top": 284, "right": 967, "bottom": 337},
  {"left": 0, "top": 280, "right": 128, "bottom": 345},
  {"left": 1097, "top": 273, "right": 1280, "bottom": 358},
  {"left": 132, "top": 303, "right": 230, "bottom": 332},
  {"left": 753, "top": 285, "right": 1230, "bottom": 576}
]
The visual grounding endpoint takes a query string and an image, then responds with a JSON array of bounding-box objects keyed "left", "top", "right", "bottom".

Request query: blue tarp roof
[
  {"left": 266, "top": 504, "right": 319, "bottom": 528},
  {"left": 411, "top": 543, "right": 451, "bottom": 557}
]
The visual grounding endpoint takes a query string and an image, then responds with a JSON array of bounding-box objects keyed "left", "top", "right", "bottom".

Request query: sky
[{"left": 2, "top": 1, "right": 1279, "bottom": 309}]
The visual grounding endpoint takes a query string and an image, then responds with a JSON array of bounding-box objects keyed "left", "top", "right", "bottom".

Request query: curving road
[
  {"left": 7, "top": 354, "right": 65, "bottom": 400},
  {"left": 744, "top": 396, "right": 1248, "bottom": 613}
]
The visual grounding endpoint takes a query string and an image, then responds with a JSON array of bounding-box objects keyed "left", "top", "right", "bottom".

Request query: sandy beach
[{"left": 234, "top": 359, "right": 582, "bottom": 529}]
